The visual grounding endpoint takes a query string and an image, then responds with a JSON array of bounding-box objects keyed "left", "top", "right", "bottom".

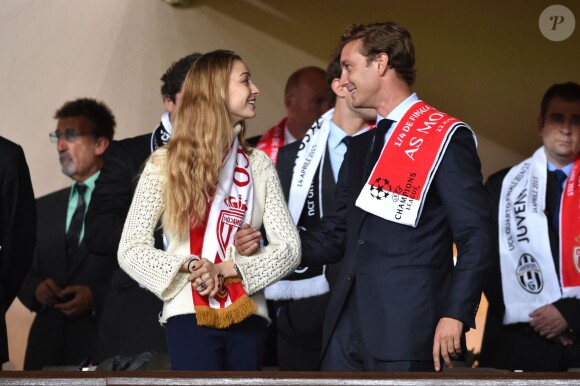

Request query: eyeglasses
[{"left": 49, "top": 130, "right": 95, "bottom": 143}]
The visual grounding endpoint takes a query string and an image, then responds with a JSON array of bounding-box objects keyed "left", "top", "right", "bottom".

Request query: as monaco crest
[
  {"left": 216, "top": 195, "right": 248, "bottom": 262},
  {"left": 574, "top": 247, "right": 580, "bottom": 274}
]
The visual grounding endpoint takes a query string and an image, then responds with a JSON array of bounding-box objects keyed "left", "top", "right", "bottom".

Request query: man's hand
[
  {"left": 557, "top": 333, "right": 575, "bottom": 346},
  {"left": 234, "top": 224, "right": 261, "bottom": 256},
  {"left": 529, "top": 304, "right": 568, "bottom": 339},
  {"left": 35, "top": 278, "right": 63, "bottom": 307},
  {"left": 54, "top": 285, "right": 94, "bottom": 318},
  {"left": 433, "top": 317, "right": 463, "bottom": 371}
]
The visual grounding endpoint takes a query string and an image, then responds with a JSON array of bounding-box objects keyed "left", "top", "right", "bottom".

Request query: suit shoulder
[
  {"left": 0, "top": 136, "right": 21, "bottom": 154},
  {"left": 108, "top": 134, "right": 151, "bottom": 158},
  {"left": 0, "top": 137, "right": 26, "bottom": 165},
  {"left": 117, "top": 133, "right": 151, "bottom": 148},
  {"left": 486, "top": 167, "right": 512, "bottom": 186},
  {"left": 278, "top": 140, "right": 301, "bottom": 155},
  {"left": 36, "top": 187, "right": 69, "bottom": 207}
]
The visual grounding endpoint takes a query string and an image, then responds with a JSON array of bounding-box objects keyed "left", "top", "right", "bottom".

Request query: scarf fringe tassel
[{"left": 194, "top": 294, "right": 257, "bottom": 329}]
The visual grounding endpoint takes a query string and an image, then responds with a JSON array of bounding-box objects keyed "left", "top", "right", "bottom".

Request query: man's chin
[{"left": 60, "top": 165, "right": 76, "bottom": 178}]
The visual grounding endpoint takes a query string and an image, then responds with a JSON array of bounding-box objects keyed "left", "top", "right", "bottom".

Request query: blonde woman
[{"left": 118, "top": 50, "right": 300, "bottom": 370}]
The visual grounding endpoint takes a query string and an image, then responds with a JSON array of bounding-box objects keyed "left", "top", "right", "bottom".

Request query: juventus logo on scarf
[
  {"left": 498, "top": 148, "right": 580, "bottom": 324},
  {"left": 255, "top": 118, "right": 287, "bottom": 164},
  {"left": 265, "top": 109, "right": 335, "bottom": 300},
  {"left": 150, "top": 112, "right": 173, "bottom": 152},
  {"left": 356, "top": 101, "right": 474, "bottom": 227},
  {"left": 190, "top": 128, "right": 257, "bottom": 328}
]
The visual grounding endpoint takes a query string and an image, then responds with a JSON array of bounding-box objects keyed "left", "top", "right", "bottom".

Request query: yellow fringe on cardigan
[{"left": 194, "top": 280, "right": 257, "bottom": 329}]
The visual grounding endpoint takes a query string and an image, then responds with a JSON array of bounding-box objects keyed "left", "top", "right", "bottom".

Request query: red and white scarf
[
  {"left": 255, "top": 118, "right": 287, "bottom": 164},
  {"left": 190, "top": 128, "right": 256, "bottom": 328},
  {"left": 499, "top": 148, "right": 580, "bottom": 324},
  {"left": 356, "top": 100, "right": 474, "bottom": 227}
]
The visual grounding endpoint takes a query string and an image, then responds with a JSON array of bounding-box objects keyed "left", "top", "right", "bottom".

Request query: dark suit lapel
[
  {"left": 276, "top": 141, "right": 300, "bottom": 201},
  {"left": 53, "top": 189, "right": 70, "bottom": 283},
  {"left": 349, "top": 132, "right": 376, "bottom": 231},
  {"left": 321, "top": 145, "right": 336, "bottom": 214}
]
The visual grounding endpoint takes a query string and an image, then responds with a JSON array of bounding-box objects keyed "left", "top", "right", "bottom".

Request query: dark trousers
[
  {"left": 166, "top": 313, "right": 267, "bottom": 371},
  {"left": 321, "top": 287, "right": 433, "bottom": 372},
  {"left": 480, "top": 322, "right": 580, "bottom": 371},
  {"left": 25, "top": 311, "right": 98, "bottom": 370}
]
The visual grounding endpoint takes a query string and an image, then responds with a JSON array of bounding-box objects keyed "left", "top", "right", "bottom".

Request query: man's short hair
[
  {"left": 160, "top": 52, "right": 203, "bottom": 102},
  {"left": 340, "top": 22, "right": 416, "bottom": 86},
  {"left": 540, "top": 82, "right": 580, "bottom": 120},
  {"left": 326, "top": 51, "right": 342, "bottom": 107},
  {"left": 54, "top": 98, "right": 115, "bottom": 141}
]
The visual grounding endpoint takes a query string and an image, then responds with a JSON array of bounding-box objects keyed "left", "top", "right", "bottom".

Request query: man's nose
[{"left": 56, "top": 136, "right": 68, "bottom": 152}]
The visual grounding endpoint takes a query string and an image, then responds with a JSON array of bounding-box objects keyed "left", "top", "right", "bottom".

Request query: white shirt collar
[
  {"left": 161, "top": 111, "right": 173, "bottom": 134},
  {"left": 376, "top": 92, "right": 419, "bottom": 125}
]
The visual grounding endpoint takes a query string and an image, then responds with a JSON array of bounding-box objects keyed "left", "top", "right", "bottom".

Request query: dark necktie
[
  {"left": 67, "top": 183, "right": 87, "bottom": 261},
  {"left": 341, "top": 135, "right": 352, "bottom": 149},
  {"left": 367, "top": 119, "right": 394, "bottom": 174},
  {"left": 552, "top": 169, "right": 567, "bottom": 231}
]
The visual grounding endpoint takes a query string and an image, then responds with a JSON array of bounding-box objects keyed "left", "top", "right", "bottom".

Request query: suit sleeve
[
  {"left": 436, "top": 128, "right": 494, "bottom": 328},
  {"left": 84, "top": 141, "right": 133, "bottom": 256},
  {"left": 275, "top": 144, "right": 295, "bottom": 202},
  {"left": 1, "top": 144, "right": 36, "bottom": 307},
  {"left": 17, "top": 244, "right": 43, "bottom": 312},
  {"left": 298, "top": 146, "right": 348, "bottom": 267},
  {"left": 482, "top": 169, "right": 509, "bottom": 315}
]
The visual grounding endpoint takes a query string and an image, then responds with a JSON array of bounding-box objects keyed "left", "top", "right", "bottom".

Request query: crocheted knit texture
[{"left": 118, "top": 148, "right": 300, "bottom": 322}]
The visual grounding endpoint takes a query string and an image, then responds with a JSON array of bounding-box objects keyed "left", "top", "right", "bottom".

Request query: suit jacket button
[
  {"left": 357, "top": 239, "right": 365, "bottom": 245},
  {"left": 347, "top": 274, "right": 353, "bottom": 281}
]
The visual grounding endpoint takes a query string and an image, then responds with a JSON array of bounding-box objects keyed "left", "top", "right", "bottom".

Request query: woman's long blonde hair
[{"left": 163, "top": 50, "right": 251, "bottom": 239}]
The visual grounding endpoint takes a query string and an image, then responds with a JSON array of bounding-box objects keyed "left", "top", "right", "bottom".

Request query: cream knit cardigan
[{"left": 118, "top": 147, "right": 301, "bottom": 324}]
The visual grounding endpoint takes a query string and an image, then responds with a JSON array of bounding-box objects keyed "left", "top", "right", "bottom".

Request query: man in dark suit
[
  {"left": 84, "top": 52, "right": 201, "bottom": 363},
  {"left": 263, "top": 22, "right": 492, "bottom": 372},
  {"left": 264, "top": 52, "right": 374, "bottom": 371},
  {"left": 0, "top": 137, "right": 35, "bottom": 369},
  {"left": 18, "top": 98, "right": 116, "bottom": 370},
  {"left": 479, "top": 82, "right": 580, "bottom": 371}
]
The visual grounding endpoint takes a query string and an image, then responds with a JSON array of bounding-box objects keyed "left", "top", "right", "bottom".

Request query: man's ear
[
  {"left": 376, "top": 53, "right": 389, "bottom": 76},
  {"left": 163, "top": 95, "right": 176, "bottom": 113},
  {"left": 331, "top": 78, "right": 346, "bottom": 99},
  {"left": 94, "top": 137, "right": 110, "bottom": 156},
  {"left": 284, "top": 93, "right": 294, "bottom": 109},
  {"left": 537, "top": 115, "right": 544, "bottom": 136}
]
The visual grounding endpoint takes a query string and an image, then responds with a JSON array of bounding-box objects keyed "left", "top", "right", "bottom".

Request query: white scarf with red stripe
[
  {"left": 190, "top": 127, "right": 257, "bottom": 328},
  {"left": 356, "top": 100, "right": 474, "bottom": 227},
  {"left": 499, "top": 147, "right": 580, "bottom": 324}
]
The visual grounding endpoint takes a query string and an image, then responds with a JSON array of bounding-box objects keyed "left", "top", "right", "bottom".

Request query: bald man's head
[{"left": 284, "top": 66, "right": 330, "bottom": 139}]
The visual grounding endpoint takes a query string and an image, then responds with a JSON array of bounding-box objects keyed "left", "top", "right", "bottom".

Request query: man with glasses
[{"left": 18, "top": 98, "right": 115, "bottom": 370}]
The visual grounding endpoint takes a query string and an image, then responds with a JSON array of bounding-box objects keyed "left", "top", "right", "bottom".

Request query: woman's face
[{"left": 227, "top": 60, "right": 259, "bottom": 125}]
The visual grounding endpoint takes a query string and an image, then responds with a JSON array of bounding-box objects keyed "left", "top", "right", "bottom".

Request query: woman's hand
[{"left": 187, "top": 258, "right": 221, "bottom": 297}]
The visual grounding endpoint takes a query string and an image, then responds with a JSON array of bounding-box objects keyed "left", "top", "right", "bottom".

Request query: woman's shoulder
[
  {"left": 248, "top": 148, "right": 275, "bottom": 174},
  {"left": 143, "top": 147, "right": 168, "bottom": 173}
]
